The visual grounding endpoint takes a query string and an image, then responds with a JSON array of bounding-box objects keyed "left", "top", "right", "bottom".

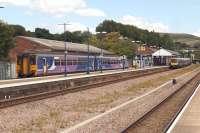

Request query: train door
[
  {"left": 94, "top": 56, "right": 98, "bottom": 71},
  {"left": 42, "top": 58, "right": 47, "bottom": 75},
  {"left": 16, "top": 56, "right": 22, "bottom": 77},
  {"left": 22, "top": 55, "right": 29, "bottom": 76}
]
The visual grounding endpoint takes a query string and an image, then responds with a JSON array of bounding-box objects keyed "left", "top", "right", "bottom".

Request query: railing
[{"left": 0, "top": 62, "right": 16, "bottom": 80}]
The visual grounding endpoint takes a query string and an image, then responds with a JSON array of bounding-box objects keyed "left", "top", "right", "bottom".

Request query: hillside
[{"left": 160, "top": 33, "right": 200, "bottom": 48}]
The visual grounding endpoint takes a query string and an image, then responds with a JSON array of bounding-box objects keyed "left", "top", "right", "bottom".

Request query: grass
[
  {"left": 71, "top": 91, "right": 122, "bottom": 112},
  {"left": 12, "top": 110, "right": 70, "bottom": 133},
  {"left": 160, "top": 33, "right": 200, "bottom": 46},
  {"left": 34, "top": 115, "right": 48, "bottom": 130}
]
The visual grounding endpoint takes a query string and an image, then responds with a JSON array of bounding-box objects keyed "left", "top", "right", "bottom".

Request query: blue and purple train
[{"left": 16, "top": 53, "right": 129, "bottom": 77}]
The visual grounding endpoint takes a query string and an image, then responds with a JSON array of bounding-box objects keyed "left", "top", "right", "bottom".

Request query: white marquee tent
[
  {"left": 152, "top": 49, "right": 180, "bottom": 57},
  {"left": 152, "top": 48, "right": 181, "bottom": 65}
]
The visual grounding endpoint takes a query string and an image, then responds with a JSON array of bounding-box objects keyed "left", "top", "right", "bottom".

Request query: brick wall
[{"left": 9, "top": 36, "right": 51, "bottom": 62}]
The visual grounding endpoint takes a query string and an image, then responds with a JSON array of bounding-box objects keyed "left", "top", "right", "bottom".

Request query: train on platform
[
  {"left": 169, "top": 58, "right": 192, "bottom": 69},
  {"left": 16, "top": 53, "right": 129, "bottom": 78}
]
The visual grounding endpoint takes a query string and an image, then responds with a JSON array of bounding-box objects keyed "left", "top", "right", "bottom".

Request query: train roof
[
  {"left": 170, "top": 58, "right": 191, "bottom": 60},
  {"left": 16, "top": 36, "right": 113, "bottom": 55},
  {"left": 22, "top": 50, "right": 121, "bottom": 58}
]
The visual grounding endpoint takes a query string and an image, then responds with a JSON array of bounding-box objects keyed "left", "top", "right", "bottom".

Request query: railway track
[
  {"left": 0, "top": 67, "right": 169, "bottom": 109},
  {"left": 122, "top": 70, "right": 200, "bottom": 133}
]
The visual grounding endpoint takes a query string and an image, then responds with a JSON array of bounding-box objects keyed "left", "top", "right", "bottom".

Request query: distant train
[
  {"left": 169, "top": 58, "right": 192, "bottom": 69},
  {"left": 16, "top": 53, "right": 129, "bottom": 77}
]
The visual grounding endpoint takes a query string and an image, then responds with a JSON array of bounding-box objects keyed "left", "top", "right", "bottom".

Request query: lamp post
[
  {"left": 132, "top": 40, "right": 142, "bottom": 68},
  {"left": 187, "top": 48, "right": 190, "bottom": 58},
  {"left": 122, "top": 55, "right": 125, "bottom": 70},
  {"left": 137, "top": 42, "right": 143, "bottom": 68},
  {"left": 58, "top": 22, "right": 70, "bottom": 77},
  {"left": 87, "top": 27, "right": 90, "bottom": 74},
  {"left": 96, "top": 31, "right": 107, "bottom": 73},
  {"left": 140, "top": 43, "right": 143, "bottom": 68}
]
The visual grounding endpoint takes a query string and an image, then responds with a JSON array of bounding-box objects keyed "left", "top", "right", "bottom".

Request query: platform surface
[
  {"left": 170, "top": 84, "right": 200, "bottom": 133},
  {"left": 0, "top": 66, "right": 166, "bottom": 88}
]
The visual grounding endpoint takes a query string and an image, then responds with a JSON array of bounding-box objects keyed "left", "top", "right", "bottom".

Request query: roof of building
[
  {"left": 17, "top": 36, "right": 113, "bottom": 55},
  {"left": 152, "top": 48, "right": 181, "bottom": 57},
  {"left": 136, "top": 45, "right": 157, "bottom": 56}
]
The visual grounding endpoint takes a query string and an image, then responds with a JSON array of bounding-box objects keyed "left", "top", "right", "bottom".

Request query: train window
[
  {"left": 67, "top": 60, "right": 73, "bottom": 65},
  {"left": 171, "top": 59, "right": 177, "bottom": 63},
  {"left": 73, "top": 60, "right": 77, "bottom": 65},
  {"left": 55, "top": 59, "right": 60, "bottom": 66},
  {"left": 103, "top": 60, "right": 105, "bottom": 64},
  {"left": 30, "top": 55, "right": 36, "bottom": 65},
  {"left": 78, "top": 61, "right": 87, "bottom": 65},
  {"left": 42, "top": 58, "right": 46, "bottom": 65},
  {"left": 107, "top": 60, "right": 109, "bottom": 64},
  {"left": 61, "top": 60, "right": 65, "bottom": 66},
  {"left": 77, "top": 58, "right": 87, "bottom": 65}
]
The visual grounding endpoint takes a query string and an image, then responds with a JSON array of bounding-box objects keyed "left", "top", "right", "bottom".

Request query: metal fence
[{"left": 0, "top": 62, "right": 16, "bottom": 80}]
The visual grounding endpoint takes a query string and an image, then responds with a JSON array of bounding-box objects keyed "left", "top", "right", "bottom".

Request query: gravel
[
  {"left": 124, "top": 70, "right": 200, "bottom": 133},
  {"left": 0, "top": 65, "right": 198, "bottom": 133}
]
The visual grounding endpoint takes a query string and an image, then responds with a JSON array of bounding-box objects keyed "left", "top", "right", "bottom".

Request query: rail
[{"left": 0, "top": 67, "right": 169, "bottom": 109}]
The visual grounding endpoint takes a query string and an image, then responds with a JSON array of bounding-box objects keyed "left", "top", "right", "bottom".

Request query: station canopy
[{"left": 152, "top": 48, "right": 180, "bottom": 57}]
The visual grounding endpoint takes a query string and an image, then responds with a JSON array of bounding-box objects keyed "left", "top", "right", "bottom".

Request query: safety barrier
[{"left": 0, "top": 62, "right": 16, "bottom": 80}]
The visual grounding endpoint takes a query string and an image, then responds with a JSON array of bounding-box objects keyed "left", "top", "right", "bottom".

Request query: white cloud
[
  {"left": 65, "top": 22, "right": 88, "bottom": 32},
  {"left": 76, "top": 8, "right": 106, "bottom": 17},
  {"left": 0, "top": 0, "right": 30, "bottom": 6},
  {"left": 0, "top": 0, "right": 106, "bottom": 17},
  {"left": 193, "top": 29, "right": 200, "bottom": 37},
  {"left": 118, "top": 15, "right": 169, "bottom": 32},
  {"left": 24, "top": 10, "right": 33, "bottom": 16}
]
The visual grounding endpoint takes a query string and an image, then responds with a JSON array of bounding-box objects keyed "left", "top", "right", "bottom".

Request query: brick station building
[
  {"left": 9, "top": 36, "right": 50, "bottom": 62},
  {"left": 134, "top": 45, "right": 157, "bottom": 68},
  {"left": 9, "top": 36, "right": 113, "bottom": 62}
]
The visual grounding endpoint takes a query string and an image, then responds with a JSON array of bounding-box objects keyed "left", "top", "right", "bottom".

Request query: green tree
[
  {"left": 0, "top": 21, "right": 15, "bottom": 60},
  {"left": 194, "top": 51, "right": 200, "bottom": 59},
  {"left": 96, "top": 20, "right": 176, "bottom": 50},
  {"left": 34, "top": 28, "right": 54, "bottom": 39},
  {"left": 10, "top": 25, "right": 27, "bottom": 37},
  {"left": 91, "top": 32, "right": 136, "bottom": 59}
]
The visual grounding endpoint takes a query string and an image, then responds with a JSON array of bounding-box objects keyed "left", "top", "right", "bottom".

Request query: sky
[{"left": 1, "top": 0, "right": 200, "bottom": 36}]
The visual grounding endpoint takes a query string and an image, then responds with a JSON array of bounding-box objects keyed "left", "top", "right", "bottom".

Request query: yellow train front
[
  {"left": 169, "top": 58, "right": 191, "bottom": 69},
  {"left": 16, "top": 54, "right": 37, "bottom": 78}
]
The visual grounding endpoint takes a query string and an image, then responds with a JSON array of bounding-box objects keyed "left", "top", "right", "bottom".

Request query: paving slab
[{"left": 171, "top": 84, "right": 200, "bottom": 133}]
